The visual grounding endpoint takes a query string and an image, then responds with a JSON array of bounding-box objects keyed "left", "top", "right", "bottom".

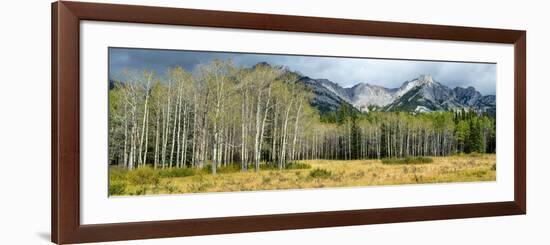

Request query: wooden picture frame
[{"left": 51, "top": 1, "right": 526, "bottom": 244}]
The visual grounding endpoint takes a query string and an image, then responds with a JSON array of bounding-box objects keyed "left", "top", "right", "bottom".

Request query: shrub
[
  {"left": 491, "top": 163, "right": 497, "bottom": 171},
  {"left": 133, "top": 186, "right": 148, "bottom": 195},
  {"left": 109, "top": 167, "right": 128, "bottom": 182},
  {"left": 163, "top": 181, "right": 179, "bottom": 194},
  {"left": 108, "top": 181, "right": 126, "bottom": 196},
  {"left": 260, "top": 162, "right": 311, "bottom": 170},
  {"left": 381, "top": 157, "right": 433, "bottom": 165},
  {"left": 158, "top": 167, "right": 195, "bottom": 178},
  {"left": 126, "top": 166, "right": 160, "bottom": 186},
  {"left": 309, "top": 168, "right": 332, "bottom": 178},
  {"left": 285, "top": 162, "right": 311, "bottom": 170}
]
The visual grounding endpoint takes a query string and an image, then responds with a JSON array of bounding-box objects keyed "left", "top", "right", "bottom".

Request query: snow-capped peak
[
  {"left": 406, "top": 74, "right": 437, "bottom": 88},
  {"left": 299, "top": 73, "right": 494, "bottom": 115},
  {"left": 394, "top": 75, "right": 435, "bottom": 98}
]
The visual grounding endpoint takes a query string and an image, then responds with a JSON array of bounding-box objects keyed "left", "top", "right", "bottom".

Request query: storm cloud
[{"left": 109, "top": 47, "right": 496, "bottom": 95}]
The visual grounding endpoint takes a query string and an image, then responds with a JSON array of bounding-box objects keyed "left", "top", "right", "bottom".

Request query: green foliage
[
  {"left": 337, "top": 103, "right": 358, "bottom": 124},
  {"left": 381, "top": 157, "right": 434, "bottom": 165},
  {"left": 455, "top": 120, "right": 470, "bottom": 151},
  {"left": 109, "top": 167, "right": 128, "bottom": 195},
  {"left": 109, "top": 167, "right": 128, "bottom": 182},
  {"left": 453, "top": 110, "right": 495, "bottom": 154},
  {"left": 157, "top": 167, "right": 195, "bottom": 178},
  {"left": 108, "top": 181, "right": 127, "bottom": 196},
  {"left": 260, "top": 162, "right": 311, "bottom": 170},
  {"left": 285, "top": 162, "right": 312, "bottom": 170},
  {"left": 468, "top": 118, "right": 484, "bottom": 153},
  {"left": 108, "top": 58, "right": 497, "bottom": 178},
  {"left": 319, "top": 111, "right": 338, "bottom": 123},
  {"left": 126, "top": 166, "right": 160, "bottom": 186},
  {"left": 309, "top": 168, "right": 333, "bottom": 178}
]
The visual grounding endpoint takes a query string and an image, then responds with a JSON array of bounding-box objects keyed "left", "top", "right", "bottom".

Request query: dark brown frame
[{"left": 52, "top": 1, "right": 526, "bottom": 244}]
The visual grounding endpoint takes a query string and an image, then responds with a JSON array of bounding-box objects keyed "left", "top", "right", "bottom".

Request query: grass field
[{"left": 109, "top": 153, "right": 496, "bottom": 196}]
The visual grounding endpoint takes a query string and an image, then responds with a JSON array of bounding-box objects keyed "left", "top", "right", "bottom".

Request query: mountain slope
[
  {"left": 385, "top": 75, "right": 460, "bottom": 112},
  {"left": 299, "top": 76, "right": 355, "bottom": 113},
  {"left": 299, "top": 74, "right": 495, "bottom": 115},
  {"left": 347, "top": 83, "right": 397, "bottom": 112}
]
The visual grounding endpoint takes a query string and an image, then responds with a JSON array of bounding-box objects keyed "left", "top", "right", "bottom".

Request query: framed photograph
[{"left": 52, "top": 1, "right": 526, "bottom": 244}]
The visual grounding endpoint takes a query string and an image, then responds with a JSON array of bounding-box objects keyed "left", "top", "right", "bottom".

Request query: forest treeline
[{"left": 109, "top": 60, "right": 496, "bottom": 174}]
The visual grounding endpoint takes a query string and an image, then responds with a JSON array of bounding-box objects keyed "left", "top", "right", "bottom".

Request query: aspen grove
[{"left": 108, "top": 60, "right": 496, "bottom": 174}]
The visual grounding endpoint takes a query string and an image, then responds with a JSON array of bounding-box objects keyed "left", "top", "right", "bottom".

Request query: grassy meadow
[{"left": 109, "top": 153, "right": 496, "bottom": 196}]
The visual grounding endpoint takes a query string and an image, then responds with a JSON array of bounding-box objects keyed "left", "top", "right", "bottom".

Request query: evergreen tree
[{"left": 468, "top": 118, "right": 484, "bottom": 153}]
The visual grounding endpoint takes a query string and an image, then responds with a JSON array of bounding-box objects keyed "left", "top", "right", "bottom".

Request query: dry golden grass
[{"left": 111, "top": 153, "right": 496, "bottom": 196}]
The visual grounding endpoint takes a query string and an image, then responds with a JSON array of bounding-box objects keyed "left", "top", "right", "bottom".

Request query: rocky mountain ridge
[{"left": 299, "top": 74, "right": 495, "bottom": 115}]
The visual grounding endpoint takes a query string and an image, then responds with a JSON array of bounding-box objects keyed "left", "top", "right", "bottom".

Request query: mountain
[
  {"left": 384, "top": 75, "right": 459, "bottom": 112},
  {"left": 473, "top": 94, "right": 496, "bottom": 115},
  {"left": 347, "top": 83, "right": 397, "bottom": 112},
  {"left": 299, "top": 76, "right": 355, "bottom": 113},
  {"left": 299, "top": 74, "right": 495, "bottom": 115}
]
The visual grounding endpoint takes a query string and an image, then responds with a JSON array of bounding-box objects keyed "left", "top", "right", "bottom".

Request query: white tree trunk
[
  {"left": 253, "top": 89, "right": 263, "bottom": 172},
  {"left": 290, "top": 101, "right": 302, "bottom": 162},
  {"left": 279, "top": 100, "right": 293, "bottom": 169}
]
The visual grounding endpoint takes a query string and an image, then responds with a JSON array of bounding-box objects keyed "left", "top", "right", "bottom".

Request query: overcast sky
[{"left": 109, "top": 47, "right": 496, "bottom": 95}]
